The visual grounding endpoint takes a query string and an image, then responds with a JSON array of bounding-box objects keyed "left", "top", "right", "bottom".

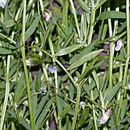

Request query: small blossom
[
  {"left": 14, "top": 102, "right": 18, "bottom": 111},
  {"left": 80, "top": 101, "right": 86, "bottom": 110},
  {"left": 39, "top": 87, "right": 46, "bottom": 92},
  {"left": 126, "top": 84, "right": 130, "bottom": 89},
  {"left": 74, "top": 77, "right": 78, "bottom": 81},
  {"left": 115, "top": 40, "right": 123, "bottom": 51},
  {"left": 0, "top": 0, "right": 7, "bottom": 8},
  {"left": 48, "top": 66, "right": 56, "bottom": 73},
  {"left": 124, "top": 84, "right": 130, "bottom": 89},
  {"left": 44, "top": 12, "right": 50, "bottom": 22},
  {"left": 77, "top": 38, "right": 83, "bottom": 44},
  {"left": 98, "top": 107, "right": 112, "bottom": 125},
  {"left": 26, "top": 59, "right": 33, "bottom": 66}
]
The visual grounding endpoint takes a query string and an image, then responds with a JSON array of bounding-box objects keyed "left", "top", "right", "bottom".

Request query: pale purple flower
[
  {"left": 0, "top": 0, "right": 7, "bottom": 8},
  {"left": 115, "top": 40, "right": 123, "bottom": 51},
  {"left": 39, "top": 87, "right": 46, "bottom": 92},
  {"left": 127, "top": 84, "right": 130, "bottom": 89},
  {"left": 26, "top": 59, "right": 33, "bottom": 66},
  {"left": 124, "top": 84, "right": 130, "bottom": 89},
  {"left": 44, "top": 13, "right": 50, "bottom": 22},
  {"left": 48, "top": 66, "right": 56, "bottom": 73},
  {"left": 80, "top": 101, "right": 86, "bottom": 110},
  {"left": 98, "top": 107, "right": 112, "bottom": 124}
]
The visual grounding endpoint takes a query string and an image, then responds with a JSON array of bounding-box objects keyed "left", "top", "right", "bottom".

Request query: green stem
[
  {"left": 21, "top": 0, "right": 35, "bottom": 129},
  {"left": 69, "top": 0, "right": 80, "bottom": 37},
  {"left": 126, "top": 0, "right": 130, "bottom": 57},
  {"left": 116, "top": 0, "right": 130, "bottom": 123},
  {"left": 39, "top": 0, "right": 44, "bottom": 11},
  {"left": 71, "top": 86, "right": 81, "bottom": 130},
  {"left": 116, "top": 57, "right": 130, "bottom": 123},
  {"left": 88, "top": 2, "right": 95, "bottom": 45},
  {"left": 107, "top": 2, "right": 114, "bottom": 90},
  {"left": 109, "top": 43, "right": 115, "bottom": 90},
  {"left": 0, "top": 33, "right": 16, "bottom": 44},
  {"left": 92, "top": 71, "right": 105, "bottom": 114},
  {"left": 48, "top": 37, "right": 61, "bottom": 130},
  {"left": 0, "top": 56, "right": 10, "bottom": 130},
  {"left": 91, "top": 90, "right": 98, "bottom": 130}
]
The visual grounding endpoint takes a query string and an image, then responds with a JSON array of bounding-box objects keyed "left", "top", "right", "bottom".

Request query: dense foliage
[{"left": 0, "top": 0, "right": 130, "bottom": 130}]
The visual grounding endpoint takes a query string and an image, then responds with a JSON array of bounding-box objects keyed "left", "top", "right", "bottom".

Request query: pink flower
[
  {"left": 98, "top": 107, "right": 112, "bottom": 124},
  {"left": 115, "top": 40, "right": 123, "bottom": 51},
  {"left": 44, "top": 13, "right": 50, "bottom": 22},
  {"left": 0, "top": 0, "right": 7, "bottom": 8}
]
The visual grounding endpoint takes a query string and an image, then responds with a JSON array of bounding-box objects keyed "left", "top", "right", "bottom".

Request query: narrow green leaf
[
  {"left": 4, "top": 19, "right": 16, "bottom": 28},
  {"left": 63, "top": 33, "right": 74, "bottom": 47},
  {"left": 0, "top": 47, "right": 12, "bottom": 54},
  {"left": 77, "top": 58, "right": 97, "bottom": 83},
  {"left": 25, "top": 16, "right": 40, "bottom": 41},
  {"left": 32, "top": 81, "right": 37, "bottom": 116},
  {"left": 69, "top": 40, "right": 96, "bottom": 64},
  {"left": 97, "top": 11, "right": 126, "bottom": 20},
  {"left": 62, "top": 0, "right": 69, "bottom": 26},
  {"left": 104, "top": 82, "right": 122, "bottom": 104},
  {"left": 68, "top": 49, "right": 103, "bottom": 70},
  {"left": 83, "top": 82, "right": 96, "bottom": 94},
  {"left": 56, "top": 43, "right": 85, "bottom": 56},
  {"left": 14, "top": 73, "right": 26, "bottom": 102},
  {"left": 20, "top": 117, "right": 31, "bottom": 130},
  {"left": 95, "top": 0, "right": 107, "bottom": 9},
  {"left": 35, "top": 92, "right": 49, "bottom": 118},
  {"left": 61, "top": 105, "right": 71, "bottom": 118},
  {"left": 77, "top": 0, "right": 90, "bottom": 13},
  {"left": 56, "top": 93, "right": 64, "bottom": 115},
  {"left": 0, "top": 21, "right": 8, "bottom": 33},
  {"left": 41, "top": 17, "right": 57, "bottom": 48},
  {"left": 117, "top": 21, "right": 126, "bottom": 34},
  {"left": 35, "top": 100, "right": 52, "bottom": 129},
  {"left": 120, "top": 99, "right": 127, "bottom": 119},
  {"left": 78, "top": 108, "right": 89, "bottom": 126},
  {"left": 69, "top": 80, "right": 74, "bottom": 100}
]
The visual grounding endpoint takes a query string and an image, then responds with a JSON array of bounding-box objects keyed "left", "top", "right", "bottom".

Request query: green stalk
[
  {"left": 62, "top": 0, "right": 69, "bottom": 26},
  {"left": 69, "top": 0, "right": 80, "bottom": 37},
  {"left": 126, "top": 0, "right": 130, "bottom": 57},
  {"left": 88, "top": 0, "right": 95, "bottom": 45},
  {"left": 107, "top": 2, "right": 114, "bottom": 90},
  {"left": 21, "top": 0, "right": 35, "bottom": 129},
  {"left": 0, "top": 33, "right": 16, "bottom": 44},
  {"left": 39, "top": 0, "right": 44, "bottom": 11},
  {"left": 116, "top": 0, "right": 130, "bottom": 123},
  {"left": 0, "top": 56, "right": 10, "bottom": 130},
  {"left": 91, "top": 91, "right": 98, "bottom": 130},
  {"left": 48, "top": 37, "right": 61, "bottom": 130},
  {"left": 82, "top": 0, "right": 96, "bottom": 79},
  {"left": 116, "top": 57, "right": 129, "bottom": 123},
  {"left": 92, "top": 71, "right": 105, "bottom": 114},
  {"left": 71, "top": 85, "right": 81, "bottom": 130}
]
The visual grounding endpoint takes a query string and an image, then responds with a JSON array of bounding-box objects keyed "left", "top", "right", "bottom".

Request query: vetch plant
[{"left": 0, "top": 0, "right": 129, "bottom": 129}]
